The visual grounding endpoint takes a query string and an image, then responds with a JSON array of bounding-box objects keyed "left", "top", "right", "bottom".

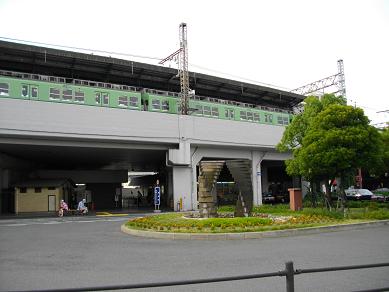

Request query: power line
[
  {"left": 0, "top": 36, "right": 163, "bottom": 61},
  {"left": 189, "top": 63, "right": 292, "bottom": 92},
  {"left": 1, "top": 35, "right": 385, "bottom": 111},
  {"left": 0, "top": 35, "right": 292, "bottom": 92}
]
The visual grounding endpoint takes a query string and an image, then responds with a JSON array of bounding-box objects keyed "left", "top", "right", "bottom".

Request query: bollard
[{"left": 285, "top": 261, "right": 295, "bottom": 292}]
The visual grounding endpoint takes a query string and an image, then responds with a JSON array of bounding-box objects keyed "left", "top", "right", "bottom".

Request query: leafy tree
[
  {"left": 277, "top": 94, "right": 346, "bottom": 206},
  {"left": 278, "top": 94, "right": 385, "bottom": 210},
  {"left": 296, "top": 104, "right": 383, "bottom": 209},
  {"left": 370, "top": 126, "right": 389, "bottom": 182},
  {"left": 278, "top": 94, "right": 346, "bottom": 152}
]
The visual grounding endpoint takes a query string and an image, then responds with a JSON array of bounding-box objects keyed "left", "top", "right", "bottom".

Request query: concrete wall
[{"left": 0, "top": 99, "right": 285, "bottom": 149}]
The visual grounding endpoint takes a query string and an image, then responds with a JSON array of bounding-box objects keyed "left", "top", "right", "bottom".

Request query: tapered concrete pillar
[
  {"left": 172, "top": 166, "right": 192, "bottom": 211},
  {"left": 251, "top": 151, "right": 265, "bottom": 206}
]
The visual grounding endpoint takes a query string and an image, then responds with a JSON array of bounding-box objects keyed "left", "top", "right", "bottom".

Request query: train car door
[{"left": 95, "top": 92, "right": 110, "bottom": 107}]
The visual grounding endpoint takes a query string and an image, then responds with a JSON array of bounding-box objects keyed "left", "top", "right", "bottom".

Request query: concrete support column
[
  {"left": 167, "top": 169, "right": 174, "bottom": 209},
  {"left": 251, "top": 151, "right": 266, "bottom": 206},
  {"left": 301, "top": 178, "right": 310, "bottom": 198},
  {"left": 261, "top": 166, "right": 269, "bottom": 196},
  {"left": 0, "top": 168, "right": 2, "bottom": 213},
  {"left": 172, "top": 166, "right": 192, "bottom": 211},
  {"left": 191, "top": 163, "right": 198, "bottom": 210}
]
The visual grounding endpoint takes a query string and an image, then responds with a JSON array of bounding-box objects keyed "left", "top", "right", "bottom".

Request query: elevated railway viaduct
[{"left": 0, "top": 41, "right": 304, "bottom": 214}]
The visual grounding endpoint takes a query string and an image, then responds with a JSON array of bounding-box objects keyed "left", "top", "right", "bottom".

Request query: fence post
[{"left": 285, "top": 261, "right": 295, "bottom": 292}]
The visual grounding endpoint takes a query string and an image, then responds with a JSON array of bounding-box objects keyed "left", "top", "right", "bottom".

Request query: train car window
[
  {"left": 21, "top": 84, "right": 29, "bottom": 97},
  {"left": 62, "top": 89, "right": 73, "bottom": 101},
  {"left": 152, "top": 99, "right": 161, "bottom": 110},
  {"left": 0, "top": 83, "right": 9, "bottom": 96},
  {"left": 31, "top": 86, "right": 38, "bottom": 98},
  {"left": 203, "top": 106, "right": 211, "bottom": 116},
  {"left": 130, "top": 96, "right": 138, "bottom": 107},
  {"left": 119, "top": 96, "right": 129, "bottom": 107},
  {"left": 102, "top": 93, "right": 109, "bottom": 105},
  {"left": 75, "top": 91, "right": 85, "bottom": 103},
  {"left": 211, "top": 107, "right": 219, "bottom": 117},
  {"left": 49, "top": 88, "right": 60, "bottom": 100},
  {"left": 253, "top": 113, "right": 260, "bottom": 122},
  {"left": 247, "top": 111, "right": 253, "bottom": 121},
  {"left": 161, "top": 100, "right": 169, "bottom": 111},
  {"left": 225, "top": 108, "right": 234, "bottom": 119},
  {"left": 195, "top": 104, "right": 203, "bottom": 115},
  {"left": 95, "top": 92, "right": 101, "bottom": 104},
  {"left": 265, "top": 113, "right": 273, "bottom": 123},
  {"left": 240, "top": 111, "right": 247, "bottom": 120},
  {"left": 277, "top": 116, "right": 289, "bottom": 125}
]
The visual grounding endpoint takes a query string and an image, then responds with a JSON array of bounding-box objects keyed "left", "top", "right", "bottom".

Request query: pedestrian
[
  {"left": 77, "top": 198, "right": 88, "bottom": 215},
  {"left": 58, "top": 199, "right": 69, "bottom": 217}
]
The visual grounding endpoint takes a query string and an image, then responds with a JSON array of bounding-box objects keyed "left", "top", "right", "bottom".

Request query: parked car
[
  {"left": 371, "top": 193, "right": 387, "bottom": 202},
  {"left": 345, "top": 189, "right": 373, "bottom": 201},
  {"left": 373, "top": 188, "right": 389, "bottom": 193},
  {"left": 262, "top": 192, "right": 276, "bottom": 204},
  {"left": 275, "top": 192, "right": 290, "bottom": 203}
]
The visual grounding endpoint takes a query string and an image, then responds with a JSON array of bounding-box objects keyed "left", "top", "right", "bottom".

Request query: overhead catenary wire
[
  {"left": 0, "top": 36, "right": 292, "bottom": 92},
  {"left": 0, "top": 36, "right": 162, "bottom": 61}
]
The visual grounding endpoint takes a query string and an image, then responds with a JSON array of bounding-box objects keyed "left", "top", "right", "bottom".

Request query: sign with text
[{"left": 154, "top": 186, "right": 161, "bottom": 206}]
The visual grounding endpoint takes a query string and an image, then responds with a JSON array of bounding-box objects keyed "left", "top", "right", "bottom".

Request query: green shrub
[{"left": 217, "top": 205, "right": 235, "bottom": 212}]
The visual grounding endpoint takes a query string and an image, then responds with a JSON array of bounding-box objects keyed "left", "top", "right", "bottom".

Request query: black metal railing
[{"left": 8, "top": 261, "right": 389, "bottom": 292}]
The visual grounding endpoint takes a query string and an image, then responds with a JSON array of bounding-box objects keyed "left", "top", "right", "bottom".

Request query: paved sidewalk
[{"left": 0, "top": 208, "right": 155, "bottom": 220}]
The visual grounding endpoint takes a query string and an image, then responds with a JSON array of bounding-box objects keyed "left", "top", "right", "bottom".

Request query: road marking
[
  {"left": 97, "top": 213, "right": 129, "bottom": 217},
  {"left": 0, "top": 217, "right": 130, "bottom": 227},
  {"left": 42, "top": 221, "right": 62, "bottom": 224}
]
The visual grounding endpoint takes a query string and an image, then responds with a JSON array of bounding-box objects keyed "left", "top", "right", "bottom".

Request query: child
[{"left": 58, "top": 199, "right": 69, "bottom": 217}]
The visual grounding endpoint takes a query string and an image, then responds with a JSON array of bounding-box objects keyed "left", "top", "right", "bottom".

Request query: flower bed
[{"left": 125, "top": 212, "right": 341, "bottom": 233}]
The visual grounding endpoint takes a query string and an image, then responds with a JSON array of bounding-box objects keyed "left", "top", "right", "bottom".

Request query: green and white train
[{"left": 0, "top": 70, "right": 293, "bottom": 126}]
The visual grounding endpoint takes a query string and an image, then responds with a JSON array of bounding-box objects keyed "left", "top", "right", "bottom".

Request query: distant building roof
[{"left": 0, "top": 40, "right": 304, "bottom": 109}]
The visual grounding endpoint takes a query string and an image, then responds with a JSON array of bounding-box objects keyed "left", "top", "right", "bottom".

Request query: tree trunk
[
  {"left": 339, "top": 174, "right": 347, "bottom": 217},
  {"left": 324, "top": 180, "right": 332, "bottom": 210}
]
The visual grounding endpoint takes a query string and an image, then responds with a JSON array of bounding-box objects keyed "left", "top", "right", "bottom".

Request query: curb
[{"left": 121, "top": 220, "right": 389, "bottom": 240}]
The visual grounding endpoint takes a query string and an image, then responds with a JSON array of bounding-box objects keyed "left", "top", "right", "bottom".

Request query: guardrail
[{"left": 9, "top": 261, "right": 389, "bottom": 292}]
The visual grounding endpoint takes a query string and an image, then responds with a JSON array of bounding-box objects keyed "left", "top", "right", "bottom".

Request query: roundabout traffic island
[{"left": 121, "top": 204, "right": 389, "bottom": 240}]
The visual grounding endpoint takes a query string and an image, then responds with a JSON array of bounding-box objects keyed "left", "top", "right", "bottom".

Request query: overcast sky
[{"left": 0, "top": 0, "right": 388, "bottom": 125}]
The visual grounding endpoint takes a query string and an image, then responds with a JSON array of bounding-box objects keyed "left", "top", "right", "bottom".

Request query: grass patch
[
  {"left": 126, "top": 212, "right": 340, "bottom": 233},
  {"left": 217, "top": 205, "right": 236, "bottom": 212},
  {"left": 125, "top": 204, "right": 389, "bottom": 234}
]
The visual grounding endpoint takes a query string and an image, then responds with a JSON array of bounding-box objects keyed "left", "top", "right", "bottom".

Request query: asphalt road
[{"left": 0, "top": 215, "right": 389, "bottom": 292}]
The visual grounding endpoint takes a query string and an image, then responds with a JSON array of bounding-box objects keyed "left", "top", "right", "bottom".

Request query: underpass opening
[
  {"left": 0, "top": 142, "right": 172, "bottom": 214},
  {"left": 261, "top": 160, "right": 294, "bottom": 204}
]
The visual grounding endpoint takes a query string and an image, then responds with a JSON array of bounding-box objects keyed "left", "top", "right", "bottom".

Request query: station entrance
[{"left": 0, "top": 142, "right": 172, "bottom": 214}]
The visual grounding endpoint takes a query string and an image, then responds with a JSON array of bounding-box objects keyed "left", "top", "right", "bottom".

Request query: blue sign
[{"left": 154, "top": 186, "right": 161, "bottom": 206}]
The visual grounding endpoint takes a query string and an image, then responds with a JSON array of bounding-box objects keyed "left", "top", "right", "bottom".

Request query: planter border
[{"left": 121, "top": 219, "right": 389, "bottom": 240}]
